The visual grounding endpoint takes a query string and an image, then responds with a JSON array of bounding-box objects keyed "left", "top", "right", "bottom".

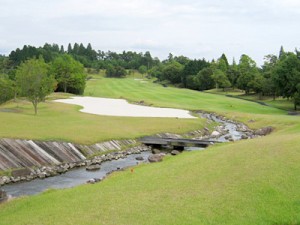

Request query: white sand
[{"left": 54, "top": 96, "right": 196, "bottom": 119}]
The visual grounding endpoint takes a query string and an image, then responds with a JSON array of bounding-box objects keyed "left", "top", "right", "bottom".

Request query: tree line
[
  {"left": 0, "top": 53, "right": 86, "bottom": 114},
  {"left": 1, "top": 43, "right": 300, "bottom": 111}
]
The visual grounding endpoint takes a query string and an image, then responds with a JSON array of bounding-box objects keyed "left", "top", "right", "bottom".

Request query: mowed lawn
[
  {"left": 205, "top": 88, "right": 298, "bottom": 112},
  {"left": 0, "top": 76, "right": 299, "bottom": 225},
  {"left": 0, "top": 125, "right": 299, "bottom": 225},
  {"left": 0, "top": 76, "right": 284, "bottom": 143},
  {"left": 85, "top": 76, "right": 284, "bottom": 115},
  {"left": 0, "top": 99, "right": 202, "bottom": 144}
]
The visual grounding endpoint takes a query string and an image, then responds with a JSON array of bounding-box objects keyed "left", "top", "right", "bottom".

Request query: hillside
[{"left": 0, "top": 76, "right": 299, "bottom": 225}]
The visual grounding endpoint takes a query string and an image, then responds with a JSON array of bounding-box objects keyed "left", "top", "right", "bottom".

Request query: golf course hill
[{"left": 0, "top": 75, "right": 299, "bottom": 225}]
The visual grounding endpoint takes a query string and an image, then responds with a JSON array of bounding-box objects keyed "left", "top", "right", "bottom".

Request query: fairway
[
  {"left": 0, "top": 76, "right": 299, "bottom": 225},
  {"left": 85, "top": 76, "right": 284, "bottom": 115}
]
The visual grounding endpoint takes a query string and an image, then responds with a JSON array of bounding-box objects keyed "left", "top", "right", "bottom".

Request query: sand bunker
[{"left": 54, "top": 97, "right": 196, "bottom": 118}]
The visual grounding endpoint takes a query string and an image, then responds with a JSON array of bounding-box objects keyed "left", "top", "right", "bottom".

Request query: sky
[{"left": 0, "top": 0, "right": 299, "bottom": 65}]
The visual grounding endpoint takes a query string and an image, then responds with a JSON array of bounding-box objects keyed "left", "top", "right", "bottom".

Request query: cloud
[{"left": 0, "top": 0, "right": 299, "bottom": 65}]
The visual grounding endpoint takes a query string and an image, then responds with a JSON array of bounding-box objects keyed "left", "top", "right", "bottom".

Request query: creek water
[
  {"left": 2, "top": 152, "right": 152, "bottom": 197},
  {"left": 2, "top": 114, "right": 246, "bottom": 198}
]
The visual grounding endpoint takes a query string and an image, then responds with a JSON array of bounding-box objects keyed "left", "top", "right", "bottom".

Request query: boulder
[
  {"left": 56, "top": 167, "right": 66, "bottom": 174},
  {"left": 0, "top": 189, "right": 7, "bottom": 202},
  {"left": 224, "top": 135, "right": 232, "bottom": 140},
  {"left": 148, "top": 154, "right": 164, "bottom": 163},
  {"left": 38, "top": 172, "right": 46, "bottom": 179},
  {"left": 152, "top": 149, "right": 161, "bottom": 154},
  {"left": 241, "top": 134, "right": 248, "bottom": 140},
  {"left": 11, "top": 168, "right": 31, "bottom": 178},
  {"left": 1, "top": 176, "right": 11, "bottom": 184},
  {"left": 87, "top": 178, "right": 101, "bottom": 184},
  {"left": 86, "top": 164, "right": 101, "bottom": 171},
  {"left": 211, "top": 131, "right": 220, "bottom": 137},
  {"left": 171, "top": 150, "right": 181, "bottom": 156},
  {"left": 254, "top": 126, "right": 274, "bottom": 136},
  {"left": 135, "top": 156, "right": 144, "bottom": 161}
]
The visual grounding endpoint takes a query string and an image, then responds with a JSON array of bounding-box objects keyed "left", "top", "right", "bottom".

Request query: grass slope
[
  {"left": 205, "top": 89, "right": 298, "bottom": 112},
  {"left": 0, "top": 76, "right": 285, "bottom": 143},
  {"left": 84, "top": 76, "right": 284, "bottom": 115},
  {"left": 0, "top": 76, "right": 299, "bottom": 224},
  {"left": 0, "top": 98, "right": 202, "bottom": 144},
  {"left": 0, "top": 132, "right": 299, "bottom": 225}
]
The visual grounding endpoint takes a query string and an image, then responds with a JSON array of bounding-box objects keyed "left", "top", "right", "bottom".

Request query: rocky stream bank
[{"left": 0, "top": 112, "right": 273, "bottom": 201}]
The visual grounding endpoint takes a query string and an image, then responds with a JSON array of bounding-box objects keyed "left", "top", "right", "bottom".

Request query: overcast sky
[{"left": 0, "top": 0, "right": 299, "bottom": 65}]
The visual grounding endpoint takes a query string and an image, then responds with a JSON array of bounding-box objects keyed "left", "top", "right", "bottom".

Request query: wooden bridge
[{"left": 139, "top": 137, "right": 220, "bottom": 150}]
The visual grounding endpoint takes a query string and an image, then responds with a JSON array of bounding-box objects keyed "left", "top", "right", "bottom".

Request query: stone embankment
[
  {"left": 0, "top": 138, "right": 145, "bottom": 186},
  {"left": 0, "top": 112, "right": 274, "bottom": 188},
  {"left": 0, "top": 139, "right": 136, "bottom": 171}
]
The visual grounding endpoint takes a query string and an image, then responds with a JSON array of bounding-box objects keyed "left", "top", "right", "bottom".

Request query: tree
[
  {"left": 279, "top": 46, "right": 286, "bottom": 60},
  {"left": 211, "top": 69, "right": 231, "bottom": 90},
  {"left": 138, "top": 65, "right": 147, "bottom": 75},
  {"left": 148, "top": 65, "right": 163, "bottom": 79},
  {"left": 248, "top": 73, "right": 265, "bottom": 99},
  {"left": 227, "top": 59, "right": 240, "bottom": 89},
  {"left": 105, "top": 65, "right": 126, "bottom": 78},
  {"left": 210, "top": 59, "right": 231, "bottom": 90},
  {"left": 262, "top": 54, "right": 278, "bottom": 99},
  {"left": 182, "top": 59, "right": 209, "bottom": 88},
  {"left": 0, "top": 75, "right": 14, "bottom": 104},
  {"left": 274, "top": 52, "right": 300, "bottom": 110},
  {"left": 16, "top": 58, "right": 56, "bottom": 115},
  {"left": 60, "top": 45, "right": 65, "bottom": 53},
  {"left": 52, "top": 54, "right": 86, "bottom": 94},
  {"left": 67, "top": 43, "right": 72, "bottom": 54},
  {"left": 161, "top": 61, "right": 184, "bottom": 84},
  {"left": 237, "top": 54, "right": 259, "bottom": 94},
  {"left": 192, "top": 67, "right": 214, "bottom": 91}
]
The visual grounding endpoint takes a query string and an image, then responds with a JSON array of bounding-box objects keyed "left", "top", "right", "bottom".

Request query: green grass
[
  {"left": 206, "top": 88, "right": 298, "bottom": 112},
  {"left": 0, "top": 132, "right": 299, "bottom": 225},
  {"left": 0, "top": 76, "right": 286, "bottom": 144},
  {"left": 85, "top": 77, "right": 284, "bottom": 115},
  {"left": 0, "top": 99, "right": 202, "bottom": 144},
  {"left": 0, "top": 76, "right": 299, "bottom": 225}
]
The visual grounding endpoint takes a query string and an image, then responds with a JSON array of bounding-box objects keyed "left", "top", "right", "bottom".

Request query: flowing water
[
  {"left": 2, "top": 113, "right": 246, "bottom": 198},
  {"left": 2, "top": 152, "right": 151, "bottom": 197}
]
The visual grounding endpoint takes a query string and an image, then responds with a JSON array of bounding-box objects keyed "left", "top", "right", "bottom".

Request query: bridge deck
[{"left": 140, "top": 137, "right": 220, "bottom": 148}]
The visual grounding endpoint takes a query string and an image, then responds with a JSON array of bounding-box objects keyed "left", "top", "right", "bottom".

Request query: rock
[
  {"left": 148, "top": 154, "right": 164, "bottom": 163},
  {"left": 1, "top": 176, "right": 11, "bottom": 184},
  {"left": 0, "top": 189, "right": 7, "bottom": 202},
  {"left": 152, "top": 149, "right": 161, "bottom": 154},
  {"left": 11, "top": 177, "right": 21, "bottom": 183},
  {"left": 224, "top": 135, "right": 231, "bottom": 140},
  {"left": 38, "top": 172, "right": 47, "bottom": 179},
  {"left": 211, "top": 131, "right": 220, "bottom": 137},
  {"left": 11, "top": 168, "right": 32, "bottom": 178},
  {"left": 254, "top": 126, "right": 274, "bottom": 136},
  {"left": 241, "top": 134, "right": 248, "bottom": 139},
  {"left": 87, "top": 178, "right": 96, "bottom": 184},
  {"left": 86, "top": 164, "right": 101, "bottom": 171},
  {"left": 135, "top": 156, "right": 144, "bottom": 161},
  {"left": 228, "top": 138, "right": 234, "bottom": 142},
  {"left": 87, "top": 178, "right": 101, "bottom": 184},
  {"left": 171, "top": 150, "right": 181, "bottom": 155}
]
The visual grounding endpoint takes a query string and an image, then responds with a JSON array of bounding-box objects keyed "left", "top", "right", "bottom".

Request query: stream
[{"left": 1, "top": 113, "right": 249, "bottom": 198}]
